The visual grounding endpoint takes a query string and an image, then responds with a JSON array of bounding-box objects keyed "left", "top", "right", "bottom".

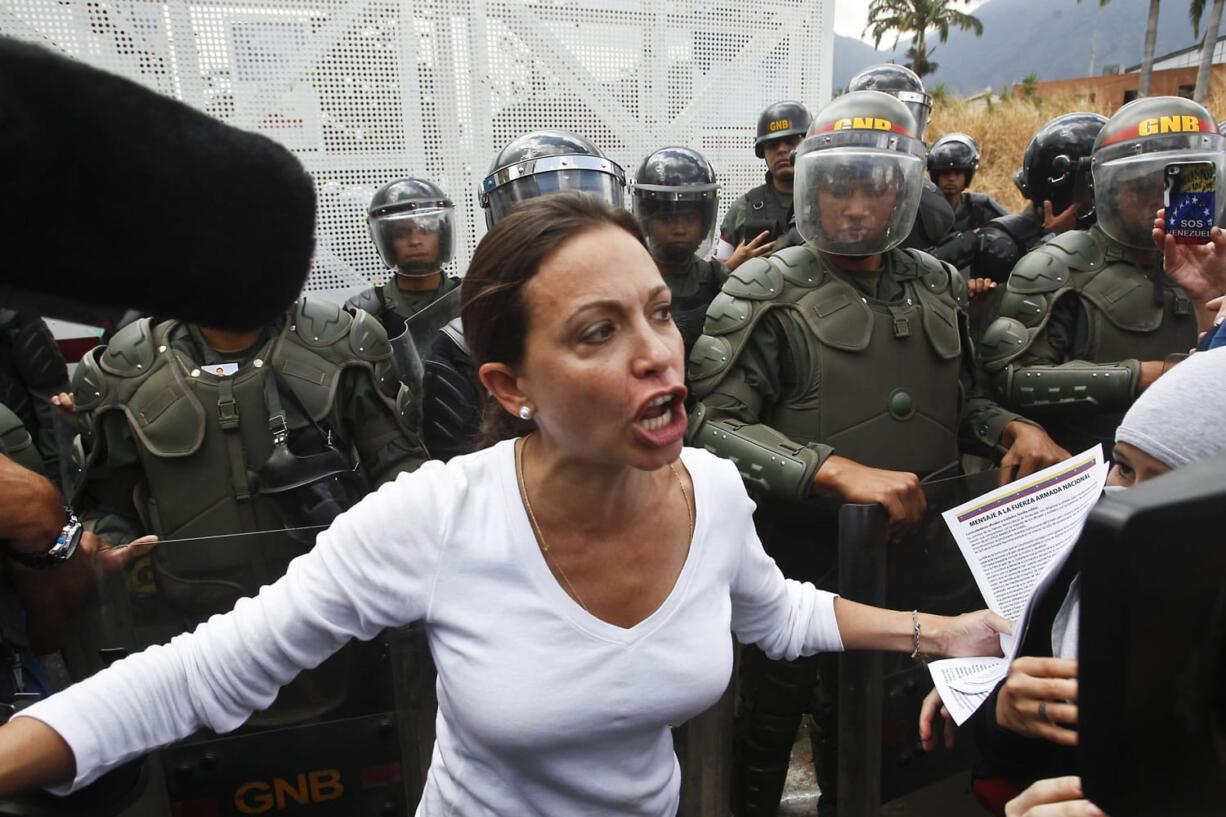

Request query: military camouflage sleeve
[
  {"left": 338, "top": 367, "right": 426, "bottom": 486},
  {"left": 74, "top": 411, "right": 148, "bottom": 547},
  {"left": 986, "top": 295, "right": 1141, "bottom": 416},
  {"left": 689, "top": 311, "right": 831, "bottom": 503}
]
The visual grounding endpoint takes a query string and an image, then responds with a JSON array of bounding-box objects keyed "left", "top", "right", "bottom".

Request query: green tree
[
  {"left": 1191, "top": 0, "right": 1225, "bottom": 102},
  {"left": 863, "top": 0, "right": 985, "bottom": 79}
]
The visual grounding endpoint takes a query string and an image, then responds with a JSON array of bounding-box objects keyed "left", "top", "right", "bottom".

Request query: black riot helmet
[
  {"left": 1015, "top": 112, "right": 1107, "bottom": 229},
  {"left": 631, "top": 147, "right": 720, "bottom": 263},
  {"left": 480, "top": 131, "right": 626, "bottom": 229},
  {"left": 754, "top": 100, "right": 812, "bottom": 158},
  {"left": 367, "top": 178, "right": 455, "bottom": 278},
  {"left": 847, "top": 64, "right": 932, "bottom": 142},
  {"left": 928, "top": 132, "right": 980, "bottom": 185}
]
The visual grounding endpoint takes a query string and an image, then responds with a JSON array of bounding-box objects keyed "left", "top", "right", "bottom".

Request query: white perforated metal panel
[{"left": 2, "top": 0, "right": 833, "bottom": 303}]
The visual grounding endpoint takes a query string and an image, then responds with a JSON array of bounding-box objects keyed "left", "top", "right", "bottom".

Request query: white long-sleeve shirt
[{"left": 19, "top": 440, "right": 842, "bottom": 816}]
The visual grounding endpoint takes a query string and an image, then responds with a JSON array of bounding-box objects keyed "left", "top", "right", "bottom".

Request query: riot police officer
[
  {"left": 847, "top": 64, "right": 955, "bottom": 250},
  {"left": 0, "top": 309, "right": 69, "bottom": 487},
  {"left": 630, "top": 146, "right": 727, "bottom": 356},
  {"left": 979, "top": 97, "right": 1217, "bottom": 455},
  {"left": 686, "top": 92, "right": 1067, "bottom": 817},
  {"left": 346, "top": 178, "right": 461, "bottom": 339},
  {"left": 928, "top": 132, "right": 1007, "bottom": 231},
  {"left": 932, "top": 113, "right": 1107, "bottom": 286},
  {"left": 712, "top": 101, "right": 811, "bottom": 271},
  {"left": 73, "top": 298, "right": 423, "bottom": 548},
  {"left": 420, "top": 130, "right": 626, "bottom": 461}
]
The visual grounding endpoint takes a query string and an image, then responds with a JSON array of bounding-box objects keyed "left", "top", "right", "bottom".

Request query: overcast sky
[{"left": 833, "top": 0, "right": 988, "bottom": 43}]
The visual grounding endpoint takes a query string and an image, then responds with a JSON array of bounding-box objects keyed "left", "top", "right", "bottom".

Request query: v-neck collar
[{"left": 495, "top": 438, "right": 706, "bottom": 646}]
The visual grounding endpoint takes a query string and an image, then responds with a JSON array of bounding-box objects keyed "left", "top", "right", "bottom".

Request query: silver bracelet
[{"left": 911, "top": 609, "right": 925, "bottom": 664}]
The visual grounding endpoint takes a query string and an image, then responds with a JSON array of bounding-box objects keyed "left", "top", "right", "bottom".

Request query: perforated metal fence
[{"left": 2, "top": 0, "right": 833, "bottom": 303}]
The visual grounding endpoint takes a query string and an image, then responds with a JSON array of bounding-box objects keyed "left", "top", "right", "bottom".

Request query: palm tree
[
  {"left": 1080, "top": 0, "right": 1160, "bottom": 98},
  {"left": 863, "top": 0, "right": 984, "bottom": 79},
  {"left": 1191, "top": 0, "right": 1225, "bottom": 102}
]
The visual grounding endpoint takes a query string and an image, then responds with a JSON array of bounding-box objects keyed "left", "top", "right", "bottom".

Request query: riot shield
[
  {"left": 390, "top": 287, "right": 462, "bottom": 400},
  {"left": 37, "top": 528, "right": 434, "bottom": 817},
  {"left": 835, "top": 468, "right": 1000, "bottom": 816}
]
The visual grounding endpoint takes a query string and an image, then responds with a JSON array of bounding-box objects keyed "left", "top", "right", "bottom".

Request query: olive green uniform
[
  {"left": 346, "top": 274, "right": 462, "bottom": 340},
  {"left": 72, "top": 298, "right": 423, "bottom": 549},
  {"left": 687, "top": 244, "right": 1030, "bottom": 816},
  {"left": 663, "top": 256, "right": 728, "bottom": 357},
  {"left": 68, "top": 298, "right": 424, "bottom": 724},
  {"left": 719, "top": 177, "right": 793, "bottom": 247},
  {"left": 979, "top": 226, "right": 1199, "bottom": 454}
]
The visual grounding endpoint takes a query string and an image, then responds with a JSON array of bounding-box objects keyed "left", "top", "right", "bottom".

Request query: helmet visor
[
  {"left": 1093, "top": 146, "right": 1226, "bottom": 248},
  {"left": 368, "top": 207, "right": 455, "bottom": 277},
  {"left": 484, "top": 169, "right": 625, "bottom": 227},
  {"left": 794, "top": 147, "right": 925, "bottom": 255},
  {"left": 631, "top": 189, "right": 719, "bottom": 262}
]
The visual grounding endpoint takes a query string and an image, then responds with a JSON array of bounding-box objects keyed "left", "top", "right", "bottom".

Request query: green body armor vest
[
  {"left": 73, "top": 299, "right": 396, "bottom": 613},
  {"left": 690, "top": 246, "right": 968, "bottom": 491},
  {"left": 980, "top": 227, "right": 1198, "bottom": 452},
  {"left": 0, "top": 402, "right": 45, "bottom": 477}
]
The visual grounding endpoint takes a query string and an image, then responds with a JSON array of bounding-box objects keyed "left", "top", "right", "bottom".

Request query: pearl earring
[{"left": 518, "top": 405, "right": 534, "bottom": 421}]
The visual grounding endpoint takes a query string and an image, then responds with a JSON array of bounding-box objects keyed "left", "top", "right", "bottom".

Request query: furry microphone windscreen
[{"left": 0, "top": 37, "right": 317, "bottom": 331}]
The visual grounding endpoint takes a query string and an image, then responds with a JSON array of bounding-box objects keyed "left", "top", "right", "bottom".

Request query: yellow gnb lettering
[
  {"left": 835, "top": 117, "right": 895, "bottom": 131},
  {"left": 233, "top": 770, "right": 345, "bottom": 814},
  {"left": 1138, "top": 116, "right": 1202, "bottom": 136},
  {"left": 768, "top": 119, "right": 791, "bottom": 132}
]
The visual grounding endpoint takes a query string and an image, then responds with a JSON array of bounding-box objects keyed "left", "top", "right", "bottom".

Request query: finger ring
[{"left": 1038, "top": 701, "right": 1050, "bottom": 723}]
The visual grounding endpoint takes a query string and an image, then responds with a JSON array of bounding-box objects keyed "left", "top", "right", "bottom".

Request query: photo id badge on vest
[
  {"left": 1164, "top": 161, "right": 1216, "bottom": 245},
  {"left": 210, "top": 362, "right": 241, "bottom": 378}
]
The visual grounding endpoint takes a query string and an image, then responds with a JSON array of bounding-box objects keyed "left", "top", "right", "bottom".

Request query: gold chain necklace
[{"left": 515, "top": 434, "right": 695, "bottom": 613}]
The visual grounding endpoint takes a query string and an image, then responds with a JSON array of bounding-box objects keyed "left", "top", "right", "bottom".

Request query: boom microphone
[{"left": 0, "top": 37, "right": 316, "bottom": 331}]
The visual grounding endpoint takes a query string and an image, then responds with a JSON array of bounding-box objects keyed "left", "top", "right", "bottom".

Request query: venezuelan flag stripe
[{"left": 955, "top": 456, "right": 1099, "bottom": 523}]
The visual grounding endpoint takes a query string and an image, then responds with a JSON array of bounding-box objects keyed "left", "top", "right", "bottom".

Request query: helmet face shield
[
  {"left": 632, "top": 189, "right": 719, "bottom": 263},
  {"left": 1093, "top": 134, "right": 1226, "bottom": 248},
  {"left": 794, "top": 144, "right": 924, "bottom": 255},
  {"left": 367, "top": 206, "right": 455, "bottom": 277},
  {"left": 482, "top": 154, "right": 626, "bottom": 228}
]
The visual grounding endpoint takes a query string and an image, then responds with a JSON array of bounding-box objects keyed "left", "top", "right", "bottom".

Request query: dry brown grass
[{"left": 929, "top": 88, "right": 1226, "bottom": 212}]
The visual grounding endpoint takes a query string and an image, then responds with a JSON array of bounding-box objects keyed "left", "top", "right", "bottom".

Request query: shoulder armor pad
[
  {"left": 346, "top": 286, "right": 384, "bottom": 317},
  {"left": 1043, "top": 229, "right": 1104, "bottom": 272},
  {"left": 293, "top": 298, "right": 354, "bottom": 349},
  {"left": 687, "top": 334, "right": 734, "bottom": 385},
  {"left": 71, "top": 348, "right": 112, "bottom": 412},
  {"left": 1008, "top": 248, "right": 1071, "bottom": 295},
  {"left": 902, "top": 248, "right": 954, "bottom": 295},
  {"left": 949, "top": 265, "right": 969, "bottom": 310},
  {"left": 99, "top": 317, "right": 157, "bottom": 378},
  {"left": 701, "top": 292, "right": 755, "bottom": 336},
  {"left": 979, "top": 316, "right": 1031, "bottom": 369},
  {"left": 723, "top": 257, "right": 784, "bottom": 300},
  {"left": 770, "top": 246, "right": 822, "bottom": 286},
  {"left": 348, "top": 307, "right": 393, "bottom": 362},
  {"left": 439, "top": 318, "right": 469, "bottom": 356}
]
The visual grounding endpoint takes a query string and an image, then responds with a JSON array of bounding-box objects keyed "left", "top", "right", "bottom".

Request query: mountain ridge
[{"left": 833, "top": 0, "right": 1212, "bottom": 95}]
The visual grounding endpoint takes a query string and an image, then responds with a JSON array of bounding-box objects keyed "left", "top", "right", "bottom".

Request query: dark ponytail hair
[{"left": 461, "top": 192, "right": 647, "bottom": 448}]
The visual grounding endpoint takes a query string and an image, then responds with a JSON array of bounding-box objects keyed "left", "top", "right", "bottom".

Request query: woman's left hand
[{"left": 930, "top": 609, "right": 1013, "bottom": 658}]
